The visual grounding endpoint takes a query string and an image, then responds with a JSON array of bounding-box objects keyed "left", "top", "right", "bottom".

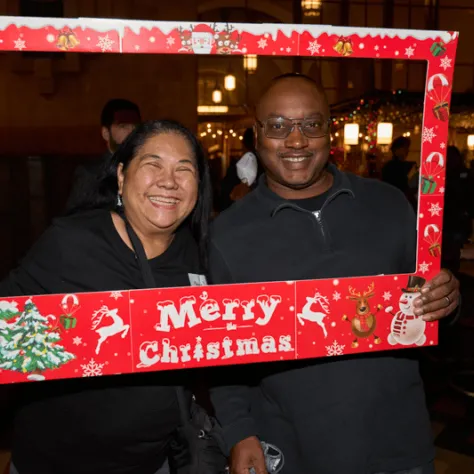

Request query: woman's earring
[{"left": 116, "top": 194, "right": 123, "bottom": 208}]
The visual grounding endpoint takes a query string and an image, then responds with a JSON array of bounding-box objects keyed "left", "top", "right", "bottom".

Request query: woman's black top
[{"left": 0, "top": 209, "right": 203, "bottom": 474}]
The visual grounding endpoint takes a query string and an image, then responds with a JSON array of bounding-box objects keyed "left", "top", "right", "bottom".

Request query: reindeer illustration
[
  {"left": 214, "top": 23, "right": 241, "bottom": 54},
  {"left": 343, "top": 283, "right": 383, "bottom": 348},
  {"left": 91, "top": 305, "right": 130, "bottom": 355},
  {"left": 297, "top": 292, "right": 329, "bottom": 338},
  {"left": 178, "top": 25, "right": 193, "bottom": 51}
]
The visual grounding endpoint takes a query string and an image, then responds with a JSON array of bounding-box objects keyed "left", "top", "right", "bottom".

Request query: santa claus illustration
[{"left": 386, "top": 276, "right": 427, "bottom": 347}]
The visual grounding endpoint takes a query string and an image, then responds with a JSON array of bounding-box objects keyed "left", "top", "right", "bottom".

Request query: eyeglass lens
[{"left": 264, "top": 118, "right": 329, "bottom": 139}]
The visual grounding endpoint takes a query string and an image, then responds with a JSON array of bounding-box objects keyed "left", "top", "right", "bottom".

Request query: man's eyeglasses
[{"left": 256, "top": 117, "right": 331, "bottom": 139}]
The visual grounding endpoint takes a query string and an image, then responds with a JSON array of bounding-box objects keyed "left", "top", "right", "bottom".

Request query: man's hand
[
  {"left": 230, "top": 436, "right": 268, "bottom": 474},
  {"left": 413, "top": 269, "right": 460, "bottom": 321}
]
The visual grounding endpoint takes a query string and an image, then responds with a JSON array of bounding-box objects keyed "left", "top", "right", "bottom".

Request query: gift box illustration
[{"left": 430, "top": 41, "right": 446, "bottom": 57}]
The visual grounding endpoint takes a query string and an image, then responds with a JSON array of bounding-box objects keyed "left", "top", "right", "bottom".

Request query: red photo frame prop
[{"left": 0, "top": 17, "right": 458, "bottom": 384}]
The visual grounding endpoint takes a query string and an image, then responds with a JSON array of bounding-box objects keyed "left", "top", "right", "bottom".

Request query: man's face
[
  {"left": 255, "top": 79, "right": 331, "bottom": 196},
  {"left": 102, "top": 109, "right": 140, "bottom": 152},
  {"left": 108, "top": 123, "right": 136, "bottom": 151},
  {"left": 394, "top": 146, "right": 409, "bottom": 160}
]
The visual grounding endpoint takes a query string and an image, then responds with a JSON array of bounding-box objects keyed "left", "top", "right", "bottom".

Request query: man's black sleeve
[{"left": 207, "top": 240, "right": 259, "bottom": 453}]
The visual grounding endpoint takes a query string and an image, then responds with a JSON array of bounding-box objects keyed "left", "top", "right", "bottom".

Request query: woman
[{"left": 1, "top": 120, "right": 212, "bottom": 474}]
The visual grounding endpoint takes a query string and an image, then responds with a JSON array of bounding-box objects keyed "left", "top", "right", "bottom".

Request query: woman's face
[{"left": 117, "top": 132, "right": 199, "bottom": 234}]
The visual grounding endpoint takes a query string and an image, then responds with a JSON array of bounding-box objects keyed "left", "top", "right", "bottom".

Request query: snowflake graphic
[
  {"left": 359, "top": 43, "right": 365, "bottom": 49},
  {"left": 439, "top": 186, "right": 445, "bottom": 194},
  {"left": 134, "top": 45, "right": 140, "bottom": 51},
  {"left": 96, "top": 34, "right": 114, "bottom": 52},
  {"left": 418, "top": 261, "right": 432, "bottom": 275},
  {"left": 333, "top": 291, "right": 341, "bottom": 301},
  {"left": 72, "top": 336, "right": 82, "bottom": 346},
  {"left": 422, "top": 127, "right": 436, "bottom": 143},
  {"left": 405, "top": 46, "right": 415, "bottom": 58},
  {"left": 286, "top": 46, "right": 292, "bottom": 53},
  {"left": 326, "top": 341, "right": 345, "bottom": 356},
  {"left": 258, "top": 38, "right": 268, "bottom": 49},
  {"left": 166, "top": 36, "right": 175, "bottom": 46},
  {"left": 440, "top": 57, "right": 452, "bottom": 71},
  {"left": 428, "top": 202, "right": 442, "bottom": 217},
  {"left": 149, "top": 36, "right": 156, "bottom": 43},
  {"left": 81, "top": 358, "right": 104, "bottom": 377},
  {"left": 14, "top": 38, "right": 26, "bottom": 51},
  {"left": 307, "top": 40, "right": 321, "bottom": 56},
  {"left": 110, "top": 291, "right": 123, "bottom": 300},
  {"left": 374, "top": 45, "right": 379, "bottom": 51},
  {"left": 382, "top": 291, "right": 392, "bottom": 302},
  {"left": 440, "top": 142, "right": 446, "bottom": 149},
  {"left": 395, "top": 51, "right": 399, "bottom": 56}
]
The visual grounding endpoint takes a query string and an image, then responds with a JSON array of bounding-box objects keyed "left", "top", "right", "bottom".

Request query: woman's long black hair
[{"left": 68, "top": 120, "right": 213, "bottom": 270}]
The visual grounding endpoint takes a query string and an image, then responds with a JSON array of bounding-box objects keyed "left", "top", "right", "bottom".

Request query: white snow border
[{"left": 0, "top": 16, "right": 458, "bottom": 52}]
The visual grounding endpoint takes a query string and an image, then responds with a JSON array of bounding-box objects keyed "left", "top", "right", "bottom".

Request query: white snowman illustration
[{"left": 385, "top": 276, "right": 427, "bottom": 347}]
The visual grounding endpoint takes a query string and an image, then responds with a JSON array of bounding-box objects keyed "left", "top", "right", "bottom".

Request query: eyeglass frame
[{"left": 255, "top": 116, "right": 332, "bottom": 139}]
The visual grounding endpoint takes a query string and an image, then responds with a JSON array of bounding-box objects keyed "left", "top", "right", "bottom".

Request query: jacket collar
[{"left": 254, "top": 163, "right": 355, "bottom": 216}]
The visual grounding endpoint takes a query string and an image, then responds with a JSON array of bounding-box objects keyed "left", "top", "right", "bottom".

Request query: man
[
  {"left": 65, "top": 98, "right": 141, "bottom": 213},
  {"left": 219, "top": 129, "right": 262, "bottom": 210},
  {"left": 231, "top": 128, "right": 260, "bottom": 201},
  {"left": 382, "top": 136, "right": 416, "bottom": 200},
  {"left": 209, "top": 74, "right": 460, "bottom": 474}
]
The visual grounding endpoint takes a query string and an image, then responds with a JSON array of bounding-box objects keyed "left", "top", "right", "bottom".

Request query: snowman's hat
[{"left": 402, "top": 275, "right": 426, "bottom": 293}]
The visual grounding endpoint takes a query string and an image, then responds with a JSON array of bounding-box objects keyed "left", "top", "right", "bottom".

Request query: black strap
[
  {"left": 123, "top": 217, "right": 193, "bottom": 428},
  {"left": 125, "top": 220, "right": 156, "bottom": 288}
]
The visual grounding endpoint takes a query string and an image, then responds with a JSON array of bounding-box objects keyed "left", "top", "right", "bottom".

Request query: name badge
[{"left": 188, "top": 273, "right": 207, "bottom": 286}]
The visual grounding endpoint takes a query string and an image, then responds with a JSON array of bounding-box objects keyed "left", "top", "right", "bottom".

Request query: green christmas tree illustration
[{"left": 0, "top": 299, "right": 75, "bottom": 376}]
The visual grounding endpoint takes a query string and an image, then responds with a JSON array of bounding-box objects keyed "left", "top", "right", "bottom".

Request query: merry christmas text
[
  {"left": 137, "top": 334, "right": 294, "bottom": 368},
  {"left": 154, "top": 294, "right": 282, "bottom": 332}
]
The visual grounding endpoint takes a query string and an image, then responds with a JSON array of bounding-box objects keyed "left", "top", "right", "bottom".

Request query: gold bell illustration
[
  {"left": 334, "top": 36, "right": 353, "bottom": 57},
  {"left": 66, "top": 30, "right": 80, "bottom": 49},
  {"left": 56, "top": 32, "right": 69, "bottom": 51},
  {"left": 333, "top": 37, "right": 345, "bottom": 55},
  {"left": 342, "top": 39, "right": 353, "bottom": 56}
]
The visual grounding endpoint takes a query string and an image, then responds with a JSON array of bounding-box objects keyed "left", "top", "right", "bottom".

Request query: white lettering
[
  {"left": 206, "top": 342, "right": 220, "bottom": 360},
  {"left": 222, "top": 337, "right": 234, "bottom": 359},
  {"left": 137, "top": 341, "right": 160, "bottom": 368},
  {"left": 278, "top": 335, "right": 294, "bottom": 352},
  {"left": 256, "top": 295, "right": 282, "bottom": 326},
  {"left": 200, "top": 299, "right": 221, "bottom": 322},
  {"left": 155, "top": 296, "right": 201, "bottom": 332},
  {"left": 179, "top": 343, "right": 192, "bottom": 363},
  {"left": 236, "top": 337, "right": 260, "bottom": 356},
  {"left": 241, "top": 300, "right": 256, "bottom": 321},
  {"left": 136, "top": 334, "right": 294, "bottom": 368},
  {"left": 161, "top": 338, "right": 179, "bottom": 363},
  {"left": 261, "top": 335, "right": 277, "bottom": 353},
  {"left": 222, "top": 299, "right": 240, "bottom": 321}
]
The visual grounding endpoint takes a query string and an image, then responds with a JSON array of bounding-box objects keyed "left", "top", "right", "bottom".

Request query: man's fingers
[
  {"left": 255, "top": 462, "right": 268, "bottom": 474},
  {"left": 422, "top": 290, "right": 459, "bottom": 321},
  {"left": 421, "top": 269, "right": 452, "bottom": 293},
  {"left": 416, "top": 288, "right": 459, "bottom": 317},
  {"left": 415, "top": 273, "right": 459, "bottom": 313}
]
